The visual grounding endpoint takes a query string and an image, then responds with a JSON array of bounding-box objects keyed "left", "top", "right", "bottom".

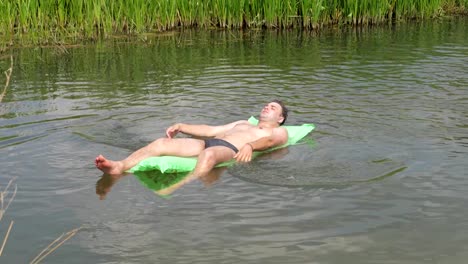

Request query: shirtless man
[{"left": 95, "top": 100, "right": 289, "bottom": 177}]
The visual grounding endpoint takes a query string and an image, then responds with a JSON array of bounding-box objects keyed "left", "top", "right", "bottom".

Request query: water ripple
[{"left": 1, "top": 21, "right": 468, "bottom": 263}]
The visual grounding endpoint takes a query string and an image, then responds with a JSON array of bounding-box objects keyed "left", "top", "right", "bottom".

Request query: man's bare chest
[{"left": 227, "top": 124, "right": 270, "bottom": 137}]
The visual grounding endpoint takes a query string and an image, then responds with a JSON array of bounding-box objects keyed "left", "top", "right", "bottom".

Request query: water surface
[{"left": 0, "top": 18, "right": 467, "bottom": 263}]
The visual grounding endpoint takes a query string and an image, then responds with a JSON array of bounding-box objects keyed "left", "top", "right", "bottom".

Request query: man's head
[{"left": 259, "top": 99, "right": 288, "bottom": 126}]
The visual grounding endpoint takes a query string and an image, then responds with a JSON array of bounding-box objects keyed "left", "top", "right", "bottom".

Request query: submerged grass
[
  {"left": 0, "top": 177, "right": 17, "bottom": 257},
  {"left": 30, "top": 227, "right": 82, "bottom": 264},
  {"left": 0, "top": 0, "right": 467, "bottom": 45},
  {"left": 0, "top": 55, "right": 13, "bottom": 103}
]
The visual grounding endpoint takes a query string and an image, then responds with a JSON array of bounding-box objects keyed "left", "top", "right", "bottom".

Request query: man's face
[{"left": 260, "top": 102, "right": 284, "bottom": 124}]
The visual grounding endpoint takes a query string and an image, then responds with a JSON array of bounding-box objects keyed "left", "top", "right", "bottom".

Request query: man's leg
[
  {"left": 159, "top": 146, "right": 236, "bottom": 192},
  {"left": 95, "top": 137, "right": 205, "bottom": 175},
  {"left": 192, "top": 146, "right": 237, "bottom": 177}
]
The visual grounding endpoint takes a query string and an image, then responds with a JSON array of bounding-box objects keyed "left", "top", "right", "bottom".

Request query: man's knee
[
  {"left": 197, "top": 149, "right": 217, "bottom": 168},
  {"left": 146, "top": 138, "right": 173, "bottom": 156},
  {"left": 148, "top": 138, "right": 170, "bottom": 148}
]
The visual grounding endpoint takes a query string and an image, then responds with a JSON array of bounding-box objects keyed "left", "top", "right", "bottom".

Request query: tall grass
[{"left": 0, "top": 0, "right": 467, "bottom": 44}]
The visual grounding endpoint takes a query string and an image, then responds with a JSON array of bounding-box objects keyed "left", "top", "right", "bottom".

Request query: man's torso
[{"left": 215, "top": 123, "right": 273, "bottom": 149}]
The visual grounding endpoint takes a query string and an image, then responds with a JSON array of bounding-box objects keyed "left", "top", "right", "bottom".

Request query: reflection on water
[
  {"left": 1, "top": 18, "right": 468, "bottom": 263},
  {"left": 96, "top": 166, "right": 227, "bottom": 199}
]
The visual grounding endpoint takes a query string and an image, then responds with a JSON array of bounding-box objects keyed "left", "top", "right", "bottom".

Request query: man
[{"left": 95, "top": 100, "right": 289, "bottom": 177}]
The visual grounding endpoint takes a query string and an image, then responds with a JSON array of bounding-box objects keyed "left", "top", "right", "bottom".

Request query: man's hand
[
  {"left": 166, "top": 123, "right": 181, "bottom": 138},
  {"left": 234, "top": 143, "right": 254, "bottom": 163}
]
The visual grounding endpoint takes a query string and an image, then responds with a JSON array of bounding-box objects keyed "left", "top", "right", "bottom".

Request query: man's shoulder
[
  {"left": 270, "top": 126, "right": 288, "bottom": 145},
  {"left": 273, "top": 126, "right": 288, "bottom": 136},
  {"left": 274, "top": 125, "right": 288, "bottom": 131}
]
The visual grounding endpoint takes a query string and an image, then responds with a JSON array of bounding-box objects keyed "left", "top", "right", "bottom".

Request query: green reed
[{"left": 0, "top": 0, "right": 466, "bottom": 45}]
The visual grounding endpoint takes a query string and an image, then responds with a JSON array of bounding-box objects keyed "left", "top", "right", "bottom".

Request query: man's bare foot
[{"left": 95, "top": 155, "right": 124, "bottom": 175}]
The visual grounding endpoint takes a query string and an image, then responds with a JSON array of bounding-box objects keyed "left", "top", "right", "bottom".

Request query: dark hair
[{"left": 272, "top": 99, "right": 288, "bottom": 125}]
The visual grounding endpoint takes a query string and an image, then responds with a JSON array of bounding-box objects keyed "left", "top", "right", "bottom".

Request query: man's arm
[
  {"left": 234, "top": 127, "right": 288, "bottom": 162},
  {"left": 166, "top": 120, "right": 248, "bottom": 138}
]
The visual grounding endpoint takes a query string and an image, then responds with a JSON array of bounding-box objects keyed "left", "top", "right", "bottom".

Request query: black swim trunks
[{"left": 204, "top": 138, "right": 239, "bottom": 153}]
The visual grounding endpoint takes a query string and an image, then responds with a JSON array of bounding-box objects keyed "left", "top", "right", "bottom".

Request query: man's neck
[{"left": 257, "top": 120, "right": 279, "bottom": 129}]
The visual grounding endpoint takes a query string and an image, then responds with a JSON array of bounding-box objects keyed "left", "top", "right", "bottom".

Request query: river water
[{"left": 0, "top": 18, "right": 467, "bottom": 263}]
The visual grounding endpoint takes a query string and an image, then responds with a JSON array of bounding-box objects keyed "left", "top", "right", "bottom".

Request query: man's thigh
[
  {"left": 201, "top": 146, "right": 237, "bottom": 164},
  {"left": 158, "top": 138, "right": 205, "bottom": 157}
]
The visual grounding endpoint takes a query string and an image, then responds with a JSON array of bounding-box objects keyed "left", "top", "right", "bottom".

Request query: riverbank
[{"left": 0, "top": 0, "right": 467, "bottom": 47}]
